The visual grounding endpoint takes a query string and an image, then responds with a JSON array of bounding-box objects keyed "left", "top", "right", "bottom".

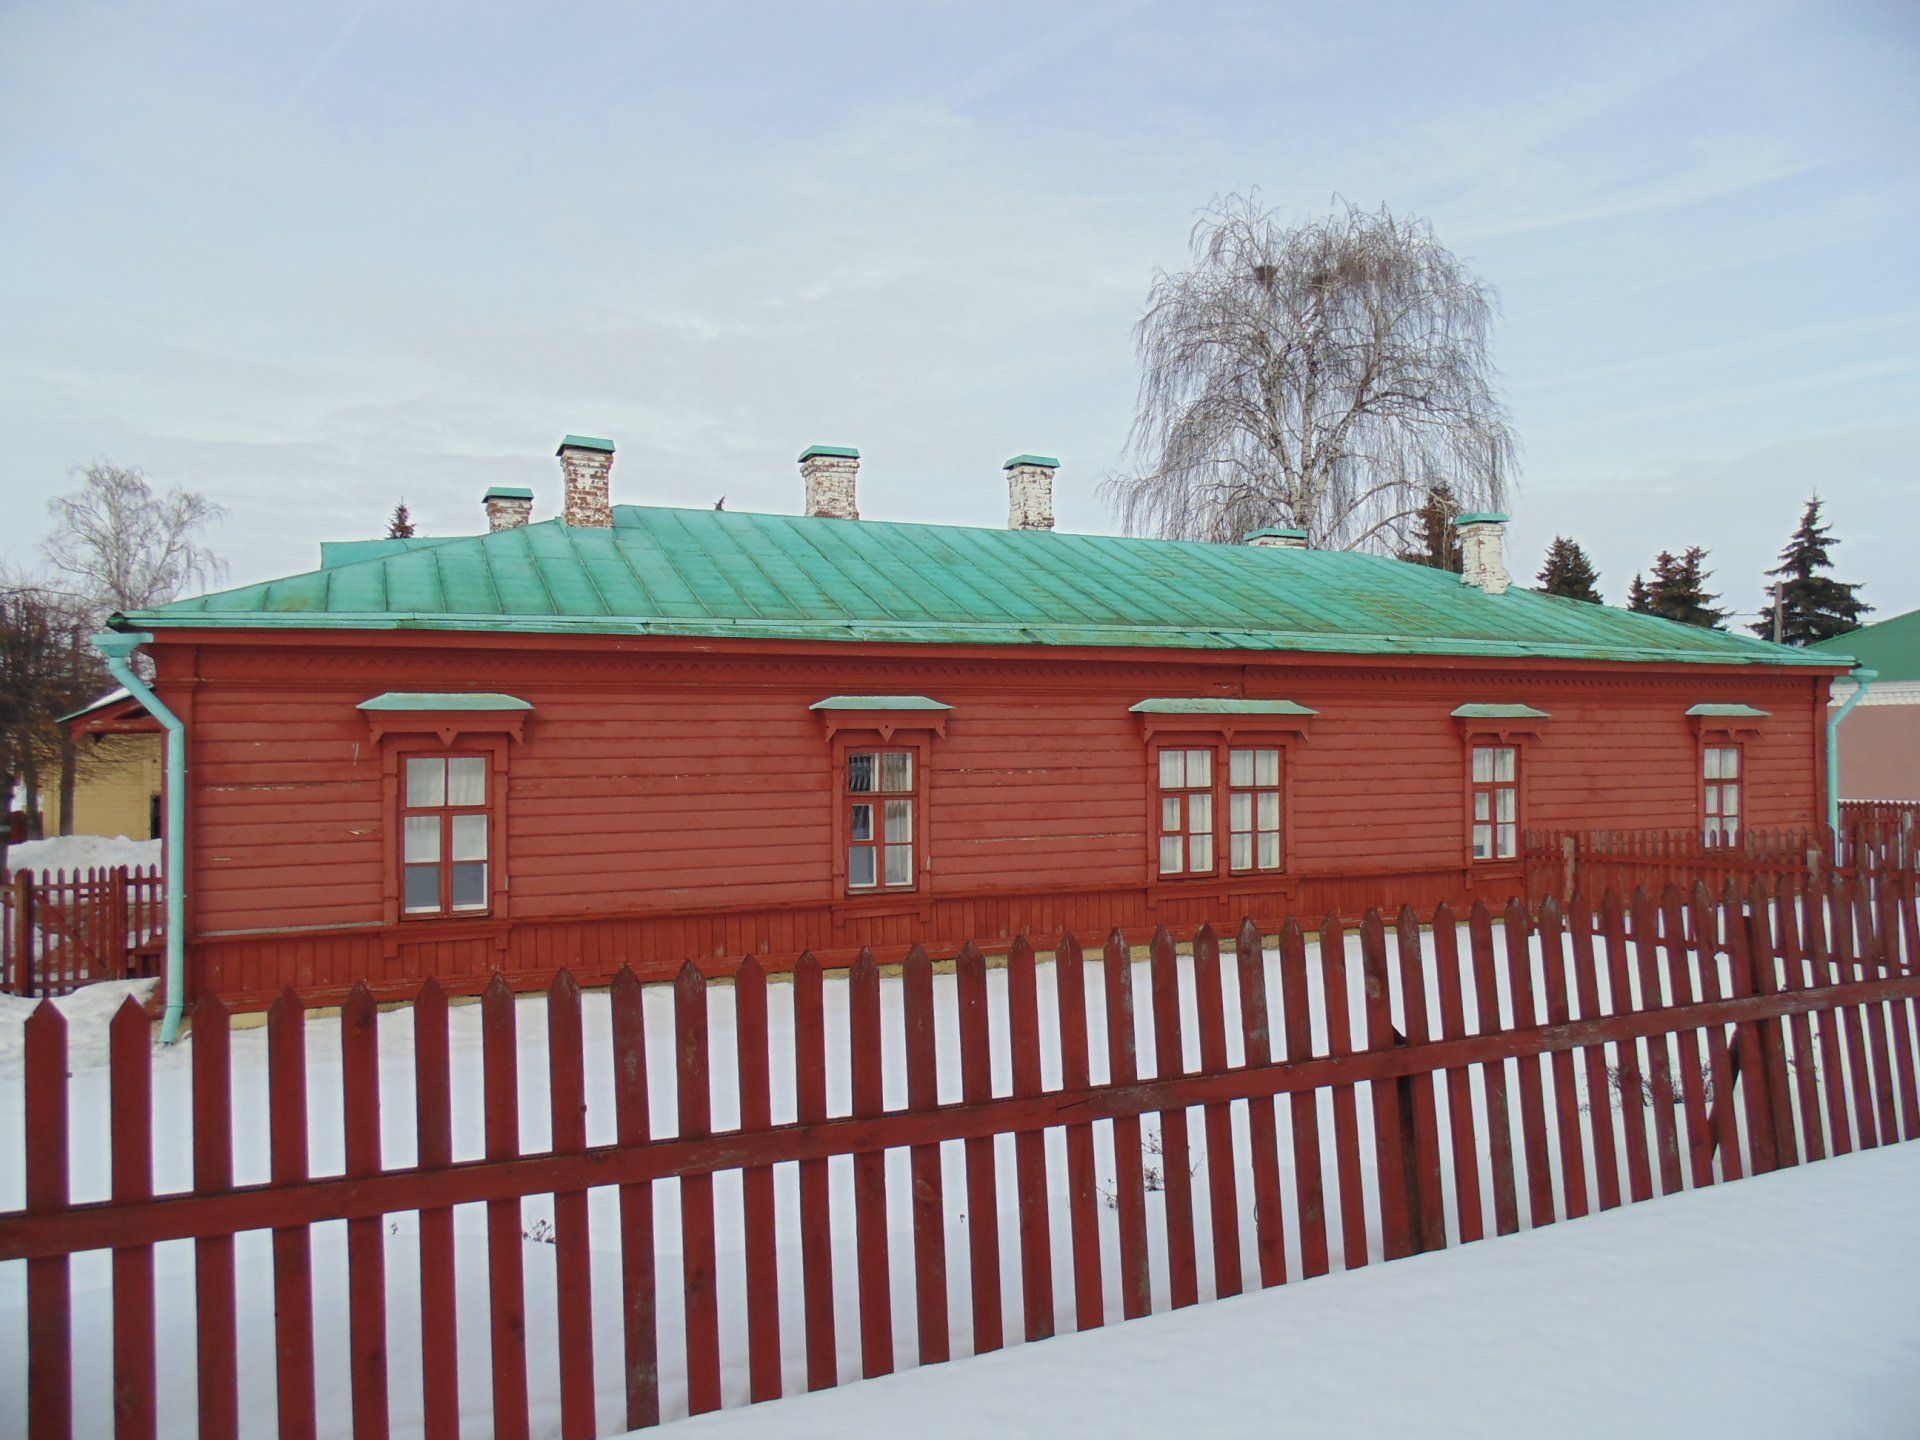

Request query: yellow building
[{"left": 40, "top": 691, "right": 164, "bottom": 839}]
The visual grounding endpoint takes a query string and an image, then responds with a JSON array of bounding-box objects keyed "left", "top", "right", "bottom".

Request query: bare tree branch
[
  {"left": 1101, "top": 194, "right": 1518, "bottom": 552},
  {"left": 42, "top": 461, "right": 227, "bottom": 619}
]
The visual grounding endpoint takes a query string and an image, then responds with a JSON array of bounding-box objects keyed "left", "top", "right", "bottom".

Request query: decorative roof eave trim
[
  {"left": 1688, "top": 701, "right": 1770, "bottom": 739},
  {"left": 1453, "top": 702, "right": 1549, "bottom": 742},
  {"left": 1132, "top": 697, "right": 1315, "bottom": 742},
  {"left": 358, "top": 692, "right": 532, "bottom": 744},
  {"left": 1451, "top": 703, "right": 1550, "bottom": 720},
  {"left": 811, "top": 695, "right": 951, "bottom": 741}
]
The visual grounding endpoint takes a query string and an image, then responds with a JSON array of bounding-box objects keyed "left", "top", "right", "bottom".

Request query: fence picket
[
  {"left": 955, "top": 941, "right": 1005, "bottom": 1351},
  {"left": 1467, "top": 903, "right": 1520, "bottom": 1235},
  {"left": 547, "top": 970, "right": 596, "bottom": 1436},
  {"left": 676, "top": 961, "right": 722, "bottom": 1413},
  {"left": 1629, "top": 889, "right": 1685, "bottom": 1196},
  {"left": 900, "top": 945, "right": 952, "bottom": 1361},
  {"left": 1658, "top": 886, "right": 1714, "bottom": 1187},
  {"left": 733, "top": 956, "right": 782, "bottom": 1403},
  {"left": 1722, "top": 888, "right": 1778, "bottom": 1175},
  {"left": 1054, "top": 932, "right": 1106, "bottom": 1326},
  {"left": 1233, "top": 918, "right": 1287, "bottom": 1285},
  {"left": 1501, "top": 899, "right": 1557, "bottom": 1226},
  {"left": 1006, "top": 935, "right": 1057, "bottom": 1339},
  {"left": 191, "top": 995, "right": 239, "bottom": 1440},
  {"left": 1744, "top": 886, "right": 1801, "bottom": 1168},
  {"left": 1430, "top": 906, "right": 1486, "bottom": 1239},
  {"left": 1851, "top": 878, "right": 1902, "bottom": 1147},
  {"left": 108, "top": 999, "right": 155, "bottom": 1440},
  {"left": 1190, "top": 924, "right": 1242, "bottom": 1299},
  {"left": 1688, "top": 884, "right": 1744, "bottom": 1181},
  {"left": 792, "top": 951, "right": 838, "bottom": 1389},
  {"left": 1148, "top": 927, "right": 1200, "bottom": 1305},
  {"left": 1598, "top": 892, "right": 1655, "bottom": 1201},
  {"left": 1826, "top": 884, "right": 1879, "bottom": 1150},
  {"left": 412, "top": 979, "right": 461, "bottom": 1440},
  {"left": 1318, "top": 916, "right": 1367, "bottom": 1268},
  {"left": 849, "top": 950, "right": 894, "bottom": 1377},
  {"left": 610, "top": 968, "right": 660, "bottom": 1428},
  {"left": 1534, "top": 901, "right": 1588, "bottom": 1220},
  {"left": 342, "top": 983, "right": 392, "bottom": 1440},
  {"left": 1770, "top": 890, "right": 1826, "bottom": 1164},
  {"left": 1278, "top": 919, "right": 1329, "bottom": 1276},
  {"left": 1567, "top": 894, "right": 1621, "bottom": 1210},
  {"left": 1358, "top": 913, "right": 1411, "bottom": 1261},
  {"left": 25, "top": 1004, "right": 70, "bottom": 1440},
  {"left": 268, "top": 990, "right": 317, "bottom": 1440},
  {"left": 482, "top": 973, "right": 531, "bottom": 1440},
  {"left": 1101, "top": 930, "right": 1152, "bottom": 1318}
]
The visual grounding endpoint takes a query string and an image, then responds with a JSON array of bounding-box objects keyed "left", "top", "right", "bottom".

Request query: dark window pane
[
  {"left": 404, "top": 864, "right": 440, "bottom": 914},
  {"left": 450, "top": 861, "right": 487, "bottom": 911},
  {"left": 848, "top": 753, "right": 875, "bottom": 793}
]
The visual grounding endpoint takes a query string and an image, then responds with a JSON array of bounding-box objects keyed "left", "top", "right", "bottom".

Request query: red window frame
[
  {"left": 399, "top": 751, "right": 493, "bottom": 918},
  {"left": 1701, "top": 739, "right": 1744, "bottom": 846},
  {"left": 376, "top": 732, "right": 513, "bottom": 927},
  {"left": 844, "top": 745, "right": 920, "bottom": 893},
  {"left": 1468, "top": 742, "right": 1521, "bottom": 862},
  {"left": 1150, "top": 737, "right": 1291, "bottom": 881}
]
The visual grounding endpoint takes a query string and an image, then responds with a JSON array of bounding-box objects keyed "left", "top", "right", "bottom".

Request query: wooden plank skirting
[{"left": 6, "top": 877, "right": 1918, "bottom": 1439}]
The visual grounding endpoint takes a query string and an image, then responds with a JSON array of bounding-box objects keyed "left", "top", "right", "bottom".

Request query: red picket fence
[
  {"left": 4, "top": 883, "right": 1919, "bottom": 1439},
  {"left": 1, "top": 866, "right": 164, "bottom": 998},
  {"left": 1839, "top": 800, "right": 1920, "bottom": 870}
]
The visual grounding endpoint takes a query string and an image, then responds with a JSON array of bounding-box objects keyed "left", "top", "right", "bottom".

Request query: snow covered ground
[
  {"left": 656, "top": 1140, "right": 1920, "bottom": 1440},
  {"left": 0, "top": 923, "right": 1907, "bottom": 1438},
  {"left": 4, "top": 832, "right": 161, "bottom": 874}
]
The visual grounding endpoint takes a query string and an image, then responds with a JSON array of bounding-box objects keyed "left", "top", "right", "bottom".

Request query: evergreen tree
[
  {"left": 1627, "top": 573, "right": 1651, "bottom": 613},
  {"left": 387, "top": 500, "right": 415, "bottom": 539},
  {"left": 1748, "top": 494, "right": 1869, "bottom": 645},
  {"left": 1398, "top": 482, "right": 1462, "bottom": 572},
  {"left": 1536, "top": 535, "right": 1601, "bottom": 603},
  {"left": 1644, "top": 546, "right": 1726, "bottom": 629}
]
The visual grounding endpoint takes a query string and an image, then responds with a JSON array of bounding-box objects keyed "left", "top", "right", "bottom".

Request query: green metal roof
[
  {"left": 1808, "top": 610, "right": 1915, "bottom": 682},
  {"left": 800, "top": 445, "right": 860, "bottom": 461},
  {"left": 1244, "top": 527, "right": 1308, "bottom": 542},
  {"left": 809, "top": 695, "right": 950, "bottom": 711},
  {"left": 319, "top": 536, "right": 470, "bottom": 569},
  {"left": 1130, "top": 698, "right": 1318, "bottom": 715},
  {"left": 115, "top": 505, "right": 1845, "bottom": 669},
  {"left": 1004, "top": 454, "right": 1059, "bottom": 469},
  {"left": 484, "top": 486, "right": 535, "bottom": 501},
  {"left": 1685, "top": 703, "right": 1770, "bottom": 718},
  {"left": 1457, "top": 512, "right": 1509, "bottom": 525},
  {"left": 558, "top": 435, "right": 614, "bottom": 453},
  {"left": 357, "top": 692, "right": 532, "bottom": 712},
  {"left": 1452, "top": 703, "right": 1550, "bottom": 719}
]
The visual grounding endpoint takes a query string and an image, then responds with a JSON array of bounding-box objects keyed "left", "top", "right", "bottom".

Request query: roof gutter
[
  {"left": 92, "top": 632, "right": 188, "bottom": 1045},
  {"left": 1827, "top": 667, "right": 1876, "bottom": 833}
]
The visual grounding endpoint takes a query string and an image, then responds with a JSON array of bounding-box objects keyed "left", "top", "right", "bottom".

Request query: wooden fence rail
[
  {"left": 1, "top": 866, "right": 164, "bottom": 999},
  {"left": 4, "top": 877, "right": 1920, "bottom": 1439}
]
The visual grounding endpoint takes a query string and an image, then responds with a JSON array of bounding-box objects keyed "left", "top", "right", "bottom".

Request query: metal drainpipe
[
  {"left": 92, "top": 631, "right": 189, "bottom": 1044},
  {"left": 1827, "top": 667, "right": 1876, "bottom": 834}
]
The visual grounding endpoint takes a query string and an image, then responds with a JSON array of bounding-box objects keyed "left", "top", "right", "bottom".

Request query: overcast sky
[{"left": 3, "top": 0, "right": 1916, "bottom": 624}]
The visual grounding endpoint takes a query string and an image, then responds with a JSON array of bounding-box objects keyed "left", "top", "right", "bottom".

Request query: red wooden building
[{"left": 111, "top": 438, "right": 1846, "bottom": 1008}]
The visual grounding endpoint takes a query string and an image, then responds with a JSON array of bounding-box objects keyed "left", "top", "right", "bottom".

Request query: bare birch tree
[
  {"left": 43, "top": 461, "right": 227, "bottom": 618},
  {"left": 1103, "top": 195, "right": 1516, "bottom": 551}
]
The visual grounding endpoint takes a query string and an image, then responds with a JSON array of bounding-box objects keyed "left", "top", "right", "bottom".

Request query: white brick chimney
[
  {"left": 483, "top": 486, "right": 533, "bottom": 532},
  {"left": 557, "top": 435, "right": 615, "bottom": 529},
  {"left": 1458, "top": 512, "right": 1511, "bottom": 594},
  {"left": 1245, "top": 527, "right": 1308, "bottom": 549},
  {"left": 800, "top": 445, "right": 860, "bottom": 520},
  {"left": 1005, "top": 454, "right": 1058, "bottom": 531}
]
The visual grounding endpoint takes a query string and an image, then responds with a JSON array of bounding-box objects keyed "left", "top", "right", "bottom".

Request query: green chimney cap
[
  {"left": 1004, "top": 454, "right": 1060, "bottom": 470},
  {"left": 1456, "top": 512, "right": 1508, "bottom": 525},
  {"left": 799, "top": 445, "right": 860, "bottom": 462},
  {"left": 557, "top": 435, "right": 615, "bottom": 454},
  {"left": 1244, "top": 527, "right": 1308, "bottom": 542},
  {"left": 483, "top": 486, "right": 534, "bottom": 501}
]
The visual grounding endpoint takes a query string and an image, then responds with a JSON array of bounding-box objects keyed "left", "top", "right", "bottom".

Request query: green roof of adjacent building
[
  {"left": 113, "top": 505, "right": 1843, "bottom": 669},
  {"left": 1807, "top": 609, "right": 1916, "bottom": 681}
]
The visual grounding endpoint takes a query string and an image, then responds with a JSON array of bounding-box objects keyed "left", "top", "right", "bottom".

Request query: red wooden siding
[{"left": 150, "top": 631, "right": 1830, "bottom": 1005}]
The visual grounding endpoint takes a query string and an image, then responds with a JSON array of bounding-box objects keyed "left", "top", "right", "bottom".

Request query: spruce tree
[
  {"left": 387, "top": 500, "right": 415, "bottom": 539},
  {"left": 1748, "top": 494, "right": 1869, "bottom": 645},
  {"left": 1536, "top": 536, "right": 1601, "bottom": 603},
  {"left": 1398, "top": 482, "right": 1462, "bottom": 572},
  {"left": 1645, "top": 546, "right": 1726, "bottom": 629},
  {"left": 1627, "top": 573, "right": 1652, "bottom": 613}
]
